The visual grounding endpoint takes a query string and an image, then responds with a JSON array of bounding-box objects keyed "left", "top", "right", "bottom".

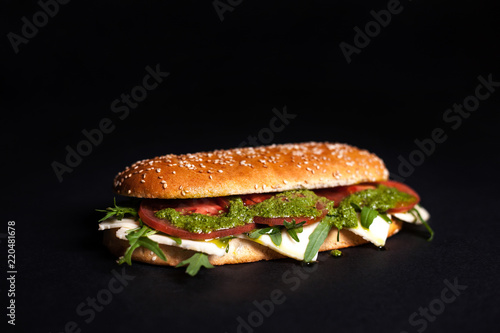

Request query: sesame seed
[
  {"left": 156, "top": 168, "right": 161, "bottom": 172},
  {"left": 163, "top": 183, "right": 168, "bottom": 189},
  {"left": 218, "top": 170, "right": 223, "bottom": 173},
  {"left": 255, "top": 184, "right": 258, "bottom": 189},
  {"left": 172, "top": 171, "right": 176, "bottom": 174},
  {"left": 209, "top": 175, "right": 213, "bottom": 179},
  {"left": 140, "top": 180, "right": 145, "bottom": 183}
]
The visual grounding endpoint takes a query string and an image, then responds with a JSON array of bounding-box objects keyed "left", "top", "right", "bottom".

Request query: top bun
[{"left": 113, "top": 142, "right": 389, "bottom": 199}]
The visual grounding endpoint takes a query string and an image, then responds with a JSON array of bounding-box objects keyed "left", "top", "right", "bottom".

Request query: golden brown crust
[
  {"left": 102, "top": 220, "right": 402, "bottom": 267},
  {"left": 113, "top": 142, "right": 389, "bottom": 199}
]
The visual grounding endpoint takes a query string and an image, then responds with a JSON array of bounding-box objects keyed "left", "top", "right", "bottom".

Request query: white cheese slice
[
  {"left": 148, "top": 234, "right": 227, "bottom": 256},
  {"left": 239, "top": 222, "right": 320, "bottom": 261},
  {"left": 347, "top": 215, "right": 390, "bottom": 247},
  {"left": 393, "top": 204, "right": 430, "bottom": 224},
  {"left": 99, "top": 218, "right": 227, "bottom": 256}
]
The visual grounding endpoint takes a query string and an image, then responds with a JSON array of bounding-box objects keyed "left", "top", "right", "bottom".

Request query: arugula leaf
[
  {"left": 167, "top": 235, "right": 182, "bottom": 245},
  {"left": 410, "top": 208, "right": 434, "bottom": 241},
  {"left": 350, "top": 202, "right": 362, "bottom": 212},
  {"left": 303, "top": 220, "right": 332, "bottom": 262},
  {"left": 176, "top": 252, "right": 214, "bottom": 276},
  {"left": 96, "top": 198, "right": 138, "bottom": 222},
  {"left": 378, "top": 213, "right": 392, "bottom": 224},
  {"left": 118, "top": 225, "right": 167, "bottom": 265},
  {"left": 248, "top": 226, "right": 282, "bottom": 246},
  {"left": 269, "top": 231, "right": 282, "bottom": 247},
  {"left": 283, "top": 220, "right": 306, "bottom": 242},
  {"left": 247, "top": 228, "right": 269, "bottom": 239},
  {"left": 360, "top": 206, "right": 379, "bottom": 229},
  {"left": 353, "top": 200, "right": 392, "bottom": 227}
]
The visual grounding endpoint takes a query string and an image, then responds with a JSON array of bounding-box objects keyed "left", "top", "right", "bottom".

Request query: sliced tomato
[
  {"left": 139, "top": 199, "right": 255, "bottom": 240},
  {"left": 241, "top": 193, "right": 274, "bottom": 206},
  {"left": 175, "top": 198, "right": 227, "bottom": 215}
]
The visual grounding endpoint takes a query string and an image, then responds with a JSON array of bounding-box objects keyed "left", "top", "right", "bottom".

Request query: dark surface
[{"left": 2, "top": 1, "right": 499, "bottom": 332}]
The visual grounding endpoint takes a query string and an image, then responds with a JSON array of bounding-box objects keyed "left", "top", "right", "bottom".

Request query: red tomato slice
[
  {"left": 175, "top": 198, "right": 226, "bottom": 215},
  {"left": 241, "top": 193, "right": 274, "bottom": 206},
  {"left": 139, "top": 199, "right": 255, "bottom": 240}
]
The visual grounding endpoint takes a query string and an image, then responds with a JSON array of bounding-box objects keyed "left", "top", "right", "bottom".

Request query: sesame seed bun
[
  {"left": 113, "top": 142, "right": 389, "bottom": 199},
  {"left": 103, "top": 220, "right": 403, "bottom": 266}
]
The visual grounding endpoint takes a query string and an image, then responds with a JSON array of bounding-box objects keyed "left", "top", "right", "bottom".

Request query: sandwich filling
[{"left": 98, "top": 180, "right": 432, "bottom": 275}]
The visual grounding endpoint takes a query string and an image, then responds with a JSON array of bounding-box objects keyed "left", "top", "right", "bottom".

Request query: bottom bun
[{"left": 103, "top": 220, "right": 403, "bottom": 266}]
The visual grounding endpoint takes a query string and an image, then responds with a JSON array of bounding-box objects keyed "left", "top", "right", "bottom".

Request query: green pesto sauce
[
  {"left": 249, "top": 190, "right": 324, "bottom": 218},
  {"left": 324, "top": 185, "right": 416, "bottom": 230},
  {"left": 154, "top": 186, "right": 415, "bottom": 234},
  {"left": 155, "top": 198, "right": 253, "bottom": 234}
]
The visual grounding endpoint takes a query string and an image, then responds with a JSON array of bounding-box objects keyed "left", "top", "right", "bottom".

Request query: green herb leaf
[
  {"left": 96, "top": 198, "right": 138, "bottom": 222},
  {"left": 176, "top": 252, "right": 214, "bottom": 276},
  {"left": 303, "top": 221, "right": 332, "bottom": 262},
  {"left": 410, "top": 208, "right": 434, "bottom": 241},
  {"left": 247, "top": 226, "right": 282, "bottom": 246},
  {"left": 118, "top": 225, "right": 167, "bottom": 265},
  {"left": 360, "top": 206, "right": 379, "bottom": 229},
  {"left": 378, "top": 213, "right": 392, "bottom": 224},
  {"left": 247, "top": 228, "right": 270, "bottom": 239},
  {"left": 167, "top": 235, "right": 182, "bottom": 245},
  {"left": 286, "top": 228, "right": 299, "bottom": 242},
  {"left": 283, "top": 220, "right": 305, "bottom": 242},
  {"left": 269, "top": 231, "right": 282, "bottom": 247},
  {"left": 350, "top": 202, "right": 362, "bottom": 212}
]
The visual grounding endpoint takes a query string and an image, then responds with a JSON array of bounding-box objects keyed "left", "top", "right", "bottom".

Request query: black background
[{"left": 1, "top": 1, "right": 500, "bottom": 332}]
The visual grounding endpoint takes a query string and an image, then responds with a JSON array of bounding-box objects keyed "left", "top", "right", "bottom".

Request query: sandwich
[{"left": 97, "top": 142, "right": 432, "bottom": 276}]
